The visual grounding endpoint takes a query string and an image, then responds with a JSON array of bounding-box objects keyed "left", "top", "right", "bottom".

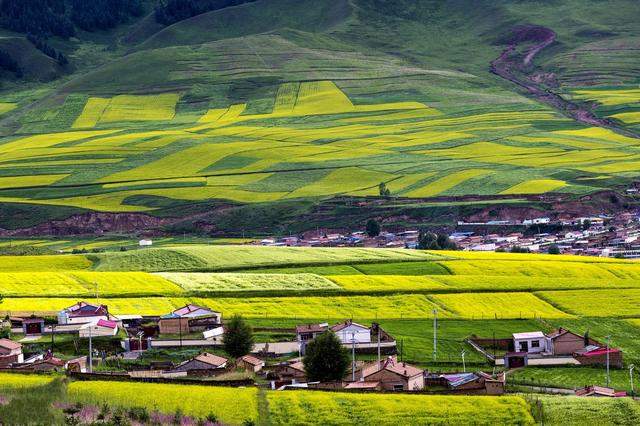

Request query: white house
[
  {"left": 203, "top": 326, "right": 224, "bottom": 340},
  {"left": 331, "top": 320, "right": 371, "bottom": 344},
  {"left": 512, "top": 331, "right": 548, "bottom": 354},
  {"left": 139, "top": 239, "right": 153, "bottom": 247},
  {"left": 79, "top": 319, "right": 118, "bottom": 338},
  {"left": 58, "top": 302, "right": 110, "bottom": 325}
]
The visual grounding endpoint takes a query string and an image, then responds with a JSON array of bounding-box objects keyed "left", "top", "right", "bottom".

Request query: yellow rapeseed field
[
  {"left": 67, "top": 381, "right": 258, "bottom": 425},
  {"left": 266, "top": 391, "right": 534, "bottom": 425}
]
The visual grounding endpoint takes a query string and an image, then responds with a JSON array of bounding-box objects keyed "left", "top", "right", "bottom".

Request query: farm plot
[
  {"left": 533, "top": 395, "right": 640, "bottom": 425},
  {"left": 0, "top": 272, "right": 183, "bottom": 297},
  {"left": 158, "top": 272, "right": 340, "bottom": 292},
  {"left": 500, "top": 179, "right": 566, "bottom": 194},
  {"left": 67, "top": 381, "right": 258, "bottom": 425},
  {"left": 430, "top": 292, "right": 573, "bottom": 319},
  {"left": 437, "top": 259, "right": 640, "bottom": 279},
  {"left": 194, "top": 294, "right": 450, "bottom": 320},
  {"left": 97, "top": 94, "right": 180, "bottom": 123},
  {"left": 0, "top": 255, "right": 91, "bottom": 272},
  {"left": 0, "top": 297, "right": 190, "bottom": 316},
  {"left": 537, "top": 289, "right": 640, "bottom": 317},
  {"left": 329, "top": 275, "right": 448, "bottom": 292},
  {"left": 0, "top": 373, "right": 54, "bottom": 390},
  {"left": 431, "top": 275, "right": 640, "bottom": 292},
  {"left": 266, "top": 392, "right": 534, "bottom": 426}
]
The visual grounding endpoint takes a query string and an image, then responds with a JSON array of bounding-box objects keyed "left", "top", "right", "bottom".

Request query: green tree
[
  {"left": 378, "top": 182, "right": 390, "bottom": 197},
  {"left": 417, "top": 231, "right": 438, "bottom": 249},
  {"left": 223, "top": 315, "right": 254, "bottom": 358},
  {"left": 365, "top": 219, "right": 380, "bottom": 237},
  {"left": 547, "top": 244, "right": 560, "bottom": 255},
  {"left": 303, "top": 332, "right": 350, "bottom": 382}
]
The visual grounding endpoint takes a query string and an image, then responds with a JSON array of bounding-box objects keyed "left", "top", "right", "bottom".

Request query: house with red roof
[
  {"left": 238, "top": 355, "right": 265, "bottom": 373},
  {"left": 58, "top": 301, "right": 109, "bottom": 325},
  {"left": 360, "top": 356, "right": 424, "bottom": 391},
  {"left": 171, "top": 352, "right": 228, "bottom": 374}
]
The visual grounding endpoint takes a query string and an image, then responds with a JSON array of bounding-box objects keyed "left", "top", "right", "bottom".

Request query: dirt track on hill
[{"left": 490, "top": 25, "right": 639, "bottom": 138}]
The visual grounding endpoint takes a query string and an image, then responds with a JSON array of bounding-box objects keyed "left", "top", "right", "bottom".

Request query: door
[{"left": 26, "top": 323, "right": 41, "bottom": 335}]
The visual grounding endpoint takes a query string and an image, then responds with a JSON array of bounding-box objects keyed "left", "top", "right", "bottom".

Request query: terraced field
[{"left": 1, "top": 80, "right": 639, "bottom": 215}]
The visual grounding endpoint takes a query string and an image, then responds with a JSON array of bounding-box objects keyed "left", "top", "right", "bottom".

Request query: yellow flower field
[
  {"left": 329, "top": 275, "right": 448, "bottom": 292},
  {"left": 430, "top": 292, "right": 572, "bottom": 319},
  {"left": 0, "top": 373, "right": 54, "bottom": 390},
  {"left": 500, "top": 179, "right": 566, "bottom": 194},
  {"left": 0, "top": 254, "right": 91, "bottom": 272},
  {"left": 158, "top": 272, "right": 339, "bottom": 292},
  {"left": 266, "top": 391, "right": 534, "bottom": 425},
  {"left": 537, "top": 289, "right": 640, "bottom": 317},
  {"left": 67, "top": 381, "right": 258, "bottom": 425}
]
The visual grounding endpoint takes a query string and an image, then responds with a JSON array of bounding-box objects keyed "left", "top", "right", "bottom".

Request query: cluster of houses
[
  {"left": 252, "top": 210, "right": 640, "bottom": 257},
  {"left": 468, "top": 327, "right": 623, "bottom": 369},
  {"left": 0, "top": 299, "right": 630, "bottom": 398}
]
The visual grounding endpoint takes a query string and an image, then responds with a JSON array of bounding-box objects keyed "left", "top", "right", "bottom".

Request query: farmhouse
[
  {"left": 172, "top": 352, "right": 228, "bottom": 373},
  {"left": 58, "top": 301, "right": 110, "bottom": 325},
  {"left": 238, "top": 355, "right": 265, "bottom": 373},
  {"left": 425, "top": 371, "right": 505, "bottom": 395},
  {"left": 79, "top": 319, "right": 119, "bottom": 338},
  {"left": 360, "top": 356, "right": 424, "bottom": 391},
  {"left": 331, "top": 320, "right": 371, "bottom": 344},
  {"left": 19, "top": 317, "right": 45, "bottom": 335},
  {"left": 159, "top": 304, "right": 221, "bottom": 335},
  {"left": 513, "top": 331, "right": 548, "bottom": 354},
  {"left": 0, "top": 339, "right": 23, "bottom": 367},
  {"left": 277, "top": 361, "right": 307, "bottom": 381}
]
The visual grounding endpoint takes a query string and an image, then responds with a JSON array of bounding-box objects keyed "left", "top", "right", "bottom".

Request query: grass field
[
  {"left": 532, "top": 395, "right": 640, "bottom": 425},
  {"left": 158, "top": 272, "right": 339, "bottom": 292}
]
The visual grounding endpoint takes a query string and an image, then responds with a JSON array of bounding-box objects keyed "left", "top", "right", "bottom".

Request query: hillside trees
[
  {"left": 155, "top": 0, "right": 257, "bottom": 25},
  {"left": 417, "top": 230, "right": 457, "bottom": 250},
  {"left": 0, "top": 0, "right": 143, "bottom": 38},
  {"left": 366, "top": 219, "right": 380, "bottom": 237}
]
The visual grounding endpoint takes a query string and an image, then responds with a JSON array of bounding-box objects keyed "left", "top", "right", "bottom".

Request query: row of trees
[
  {"left": 155, "top": 0, "right": 256, "bottom": 26},
  {"left": 365, "top": 219, "right": 458, "bottom": 250},
  {"left": 0, "top": 0, "right": 143, "bottom": 39}
]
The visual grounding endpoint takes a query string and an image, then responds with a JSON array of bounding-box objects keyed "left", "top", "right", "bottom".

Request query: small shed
[
  {"left": 79, "top": 319, "right": 118, "bottom": 338},
  {"left": 22, "top": 317, "right": 45, "bottom": 335},
  {"left": 238, "top": 355, "right": 265, "bottom": 373},
  {"left": 504, "top": 352, "right": 528, "bottom": 369}
]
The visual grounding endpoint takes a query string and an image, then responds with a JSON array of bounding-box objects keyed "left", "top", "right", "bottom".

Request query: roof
[
  {"left": 194, "top": 352, "right": 228, "bottom": 367},
  {"left": 441, "top": 373, "right": 479, "bottom": 388},
  {"left": 331, "top": 320, "right": 369, "bottom": 333},
  {"left": 64, "top": 301, "right": 108, "bottom": 318},
  {"left": 0, "top": 338, "right": 21, "bottom": 350},
  {"left": 96, "top": 319, "right": 117, "bottom": 329},
  {"left": 546, "top": 328, "right": 582, "bottom": 340},
  {"left": 172, "top": 304, "right": 219, "bottom": 317},
  {"left": 288, "top": 361, "right": 305, "bottom": 372},
  {"left": 295, "top": 324, "right": 328, "bottom": 334},
  {"left": 513, "top": 331, "right": 545, "bottom": 340},
  {"left": 362, "top": 357, "right": 423, "bottom": 379},
  {"left": 240, "top": 355, "right": 264, "bottom": 366},
  {"left": 578, "top": 347, "right": 620, "bottom": 357},
  {"left": 576, "top": 385, "right": 627, "bottom": 397},
  {"left": 22, "top": 318, "right": 44, "bottom": 324},
  {"left": 345, "top": 381, "right": 380, "bottom": 389}
]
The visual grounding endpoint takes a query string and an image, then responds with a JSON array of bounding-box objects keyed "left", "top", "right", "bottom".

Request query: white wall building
[
  {"left": 331, "top": 321, "right": 371, "bottom": 344},
  {"left": 513, "top": 331, "right": 548, "bottom": 354}
]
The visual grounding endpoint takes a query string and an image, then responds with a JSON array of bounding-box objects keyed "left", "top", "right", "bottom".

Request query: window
[
  {"left": 393, "top": 384, "right": 404, "bottom": 391},
  {"left": 531, "top": 340, "right": 540, "bottom": 348}
]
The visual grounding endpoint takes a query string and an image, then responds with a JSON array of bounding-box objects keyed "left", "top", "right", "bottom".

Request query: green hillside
[{"left": 0, "top": 0, "right": 638, "bottom": 232}]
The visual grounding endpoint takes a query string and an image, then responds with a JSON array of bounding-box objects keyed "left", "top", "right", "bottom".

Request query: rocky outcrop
[{"left": 0, "top": 212, "right": 171, "bottom": 236}]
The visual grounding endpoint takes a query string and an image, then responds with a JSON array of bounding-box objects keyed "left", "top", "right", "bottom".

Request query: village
[
  {"left": 0, "top": 300, "right": 631, "bottom": 399},
  {"left": 250, "top": 210, "right": 640, "bottom": 258}
]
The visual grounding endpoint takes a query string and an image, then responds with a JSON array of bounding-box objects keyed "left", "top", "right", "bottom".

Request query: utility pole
[
  {"left": 351, "top": 331, "right": 356, "bottom": 382},
  {"left": 377, "top": 325, "right": 381, "bottom": 366},
  {"left": 88, "top": 325, "right": 93, "bottom": 373},
  {"left": 630, "top": 364, "right": 635, "bottom": 396},
  {"left": 461, "top": 350, "right": 467, "bottom": 373},
  {"left": 50, "top": 324, "right": 55, "bottom": 351},
  {"left": 606, "top": 335, "right": 611, "bottom": 387},
  {"left": 433, "top": 309, "right": 438, "bottom": 362}
]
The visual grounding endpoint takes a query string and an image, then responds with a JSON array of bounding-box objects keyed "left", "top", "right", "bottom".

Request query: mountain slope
[{"left": 0, "top": 0, "right": 638, "bottom": 234}]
